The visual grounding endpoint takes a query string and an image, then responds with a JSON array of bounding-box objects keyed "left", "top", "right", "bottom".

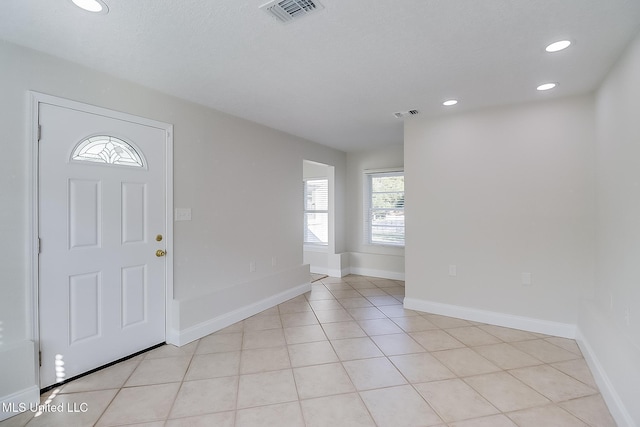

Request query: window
[
  {"left": 71, "top": 135, "right": 144, "bottom": 167},
  {"left": 365, "top": 170, "right": 404, "bottom": 246},
  {"left": 304, "top": 179, "right": 328, "bottom": 245}
]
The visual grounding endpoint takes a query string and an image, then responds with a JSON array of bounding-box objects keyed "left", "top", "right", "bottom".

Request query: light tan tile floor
[{"left": 1, "top": 275, "right": 617, "bottom": 427}]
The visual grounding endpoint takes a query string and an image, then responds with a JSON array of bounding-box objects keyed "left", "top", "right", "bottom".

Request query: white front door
[{"left": 38, "top": 101, "right": 169, "bottom": 388}]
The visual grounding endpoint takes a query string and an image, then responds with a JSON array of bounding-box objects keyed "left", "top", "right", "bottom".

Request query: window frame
[
  {"left": 71, "top": 135, "right": 146, "bottom": 168},
  {"left": 303, "top": 178, "right": 329, "bottom": 246},
  {"left": 364, "top": 169, "right": 405, "bottom": 247}
]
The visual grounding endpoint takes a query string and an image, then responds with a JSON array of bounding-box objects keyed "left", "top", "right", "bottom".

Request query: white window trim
[
  {"left": 304, "top": 243, "right": 328, "bottom": 252},
  {"left": 304, "top": 178, "right": 329, "bottom": 246},
  {"left": 364, "top": 168, "right": 405, "bottom": 247}
]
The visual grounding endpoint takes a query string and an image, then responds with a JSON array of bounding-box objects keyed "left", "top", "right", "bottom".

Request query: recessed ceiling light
[
  {"left": 537, "top": 83, "right": 557, "bottom": 91},
  {"left": 443, "top": 99, "right": 458, "bottom": 106},
  {"left": 71, "top": 0, "right": 108, "bottom": 13},
  {"left": 545, "top": 40, "right": 571, "bottom": 53}
]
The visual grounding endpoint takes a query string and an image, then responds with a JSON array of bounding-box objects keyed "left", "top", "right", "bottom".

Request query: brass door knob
[{"left": 156, "top": 249, "right": 167, "bottom": 257}]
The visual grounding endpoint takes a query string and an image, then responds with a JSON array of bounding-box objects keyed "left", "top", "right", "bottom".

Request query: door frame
[{"left": 28, "top": 91, "right": 174, "bottom": 388}]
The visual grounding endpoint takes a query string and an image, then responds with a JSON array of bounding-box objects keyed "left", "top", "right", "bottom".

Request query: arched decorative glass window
[{"left": 71, "top": 135, "right": 145, "bottom": 167}]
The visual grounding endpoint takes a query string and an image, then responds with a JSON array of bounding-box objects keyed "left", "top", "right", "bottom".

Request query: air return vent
[
  {"left": 393, "top": 110, "right": 420, "bottom": 119},
  {"left": 260, "top": 0, "right": 324, "bottom": 23}
]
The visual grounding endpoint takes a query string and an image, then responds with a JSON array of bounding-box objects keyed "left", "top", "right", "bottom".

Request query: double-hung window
[
  {"left": 304, "top": 179, "right": 328, "bottom": 245},
  {"left": 365, "top": 170, "right": 404, "bottom": 246}
]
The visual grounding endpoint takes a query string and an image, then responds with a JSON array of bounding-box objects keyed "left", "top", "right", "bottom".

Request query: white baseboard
[
  {"left": 309, "top": 253, "right": 350, "bottom": 278},
  {"left": 310, "top": 267, "right": 349, "bottom": 278},
  {"left": 310, "top": 266, "right": 328, "bottom": 275},
  {"left": 575, "top": 327, "right": 636, "bottom": 427},
  {"left": 172, "top": 282, "right": 311, "bottom": 346},
  {"left": 349, "top": 267, "right": 405, "bottom": 281},
  {"left": 328, "top": 267, "right": 350, "bottom": 278},
  {"left": 0, "top": 386, "right": 39, "bottom": 422},
  {"left": 403, "top": 297, "right": 576, "bottom": 338}
]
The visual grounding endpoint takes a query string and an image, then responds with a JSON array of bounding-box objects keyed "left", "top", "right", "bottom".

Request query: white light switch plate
[{"left": 175, "top": 208, "right": 192, "bottom": 221}]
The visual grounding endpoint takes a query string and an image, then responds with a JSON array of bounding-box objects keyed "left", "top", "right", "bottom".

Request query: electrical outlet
[
  {"left": 249, "top": 261, "right": 256, "bottom": 273},
  {"left": 272, "top": 257, "right": 277, "bottom": 267},
  {"left": 448, "top": 265, "right": 457, "bottom": 277},
  {"left": 624, "top": 307, "right": 630, "bottom": 327},
  {"left": 522, "top": 273, "right": 532, "bottom": 286}
]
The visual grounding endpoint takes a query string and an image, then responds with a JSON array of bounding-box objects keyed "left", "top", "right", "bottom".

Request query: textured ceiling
[{"left": 2, "top": 0, "right": 640, "bottom": 151}]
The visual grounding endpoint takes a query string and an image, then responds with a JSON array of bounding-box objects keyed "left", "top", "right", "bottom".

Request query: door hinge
[
  {"left": 37, "top": 124, "right": 42, "bottom": 142},
  {"left": 39, "top": 351, "right": 42, "bottom": 367},
  {"left": 38, "top": 237, "right": 41, "bottom": 254}
]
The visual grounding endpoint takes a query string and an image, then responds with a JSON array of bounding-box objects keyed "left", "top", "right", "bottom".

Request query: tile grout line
[
  {"left": 163, "top": 342, "right": 199, "bottom": 425},
  {"left": 274, "top": 305, "right": 298, "bottom": 419}
]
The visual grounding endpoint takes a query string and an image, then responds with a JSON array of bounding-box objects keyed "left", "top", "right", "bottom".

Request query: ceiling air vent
[
  {"left": 393, "top": 110, "right": 420, "bottom": 119},
  {"left": 260, "top": 0, "right": 324, "bottom": 23}
]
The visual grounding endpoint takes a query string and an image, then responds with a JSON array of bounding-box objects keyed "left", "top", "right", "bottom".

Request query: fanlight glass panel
[{"left": 71, "top": 136, "right": 144, "bottom": 167}]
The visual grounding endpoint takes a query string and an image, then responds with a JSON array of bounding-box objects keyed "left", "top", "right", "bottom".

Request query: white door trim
[{"left": 28, "top": 91, "right": 174, "bottom": 387}]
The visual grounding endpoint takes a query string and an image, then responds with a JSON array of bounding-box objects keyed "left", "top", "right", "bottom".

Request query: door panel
[
  {"left": 122, "top": 182, "right": 146, "bottom": 244},
  {"left": 68, "top": 272, "right": 101, "bottom": 344},
  {"left": 38, "top": 103, "right": 167, "bottom": 388},
  {"left": 121, "top": 265, "right": 147, "bottom": 327},
  {"left": 69, "top": 179, "right": 101, "bottom": 249}
]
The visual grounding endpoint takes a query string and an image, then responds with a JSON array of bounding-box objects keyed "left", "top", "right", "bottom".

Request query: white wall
[
  {"left": 303, "top": 160, "right": 330, "bottom": 179},
  {"left": 578, "top": 32, "right": 640, "bottom": 426},
  {"left": 404, "top": 95, "right": 596, "bottom": 334},
  {"left": 346, "top": 145, "right": 405, "bottom": 280},
  {"left": 0, "top": 40, "right": 346, "bottom": 415}
]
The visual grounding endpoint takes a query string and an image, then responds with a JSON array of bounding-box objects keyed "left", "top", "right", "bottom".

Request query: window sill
[
  {"left": 366, "top": 243, "right": 405, "bottom": 249},
  {"left": 304, "top": 244, "right": 328, "bottom": 253}
]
